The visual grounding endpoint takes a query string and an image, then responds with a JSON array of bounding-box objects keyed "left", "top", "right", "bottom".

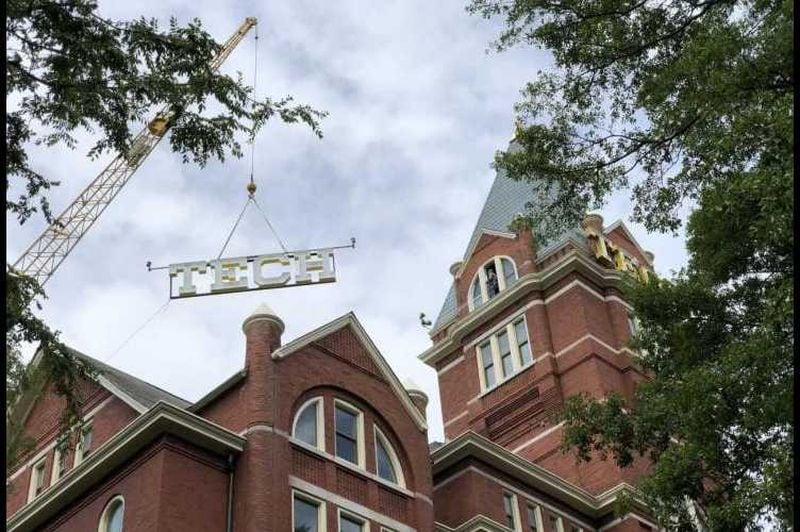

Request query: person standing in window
[{"left": 486, "top": 266, "right": 500, "bottom": 298}]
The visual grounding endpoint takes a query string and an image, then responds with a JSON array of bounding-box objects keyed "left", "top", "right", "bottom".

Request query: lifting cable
[
  {"left": 103, "top": 297, "right": 171, "bottom": 364},
  {"left": 106, "top": 28, "right": 279, "bottom": 362},
  {"left": 215, "top": 21, "right": 288, "bottom": 257}
]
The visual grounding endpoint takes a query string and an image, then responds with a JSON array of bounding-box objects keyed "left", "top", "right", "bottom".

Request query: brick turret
[{"left": 237, "top": 302, "right": 284, "bottom": 531}]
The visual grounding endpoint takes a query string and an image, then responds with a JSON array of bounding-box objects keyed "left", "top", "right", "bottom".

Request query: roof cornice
[
  {"left": 431, "top": 431, "right": 649, "bottom": 519},
  {"left": 420, "top": 251, "right": 625, "bottom": 367},
  {"left": 7, "top": 402, "right": 245, "bottom": 532},
  {"left": 603, "top": 220, "right": 653, "bottom": 267},
  {"left": 272, "top": 313, "right": 428, "bottom": 432}
]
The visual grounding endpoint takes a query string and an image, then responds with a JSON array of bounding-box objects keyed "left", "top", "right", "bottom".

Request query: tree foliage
[
  {"left": 468, "top": 0, "right": 792, "bottom": 529},
  {"left": 6, "top": 0, "right": 325, "bottom": 476}
]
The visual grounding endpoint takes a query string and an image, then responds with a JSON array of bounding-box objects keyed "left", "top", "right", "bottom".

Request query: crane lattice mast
[{"left": 12, "top": 17, "right": 258, "bottom": 288}]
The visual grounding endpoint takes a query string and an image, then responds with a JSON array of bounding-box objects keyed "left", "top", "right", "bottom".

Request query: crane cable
[
  {"left": 217, "top": 22, "right": 288, "bottom": 258},
  {"left": 105, "top": 27, "right": 283, "bottom": 363}
]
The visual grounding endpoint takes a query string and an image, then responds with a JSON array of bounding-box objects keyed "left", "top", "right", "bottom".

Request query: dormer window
[{"left": 469, "top": 257, "right": 518, "bottom": 310}]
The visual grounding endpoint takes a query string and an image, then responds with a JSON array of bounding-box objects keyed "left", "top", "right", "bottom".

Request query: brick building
[{"left": 7, "top": 139, "right": 659, "bottom": 532}]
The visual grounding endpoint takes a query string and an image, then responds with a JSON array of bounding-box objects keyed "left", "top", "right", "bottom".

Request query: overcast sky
[{"left": 7, "top": 0, "right": 689, "bottom": 443}]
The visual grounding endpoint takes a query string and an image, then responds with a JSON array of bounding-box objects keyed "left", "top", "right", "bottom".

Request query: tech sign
[{"left": 167, "top": 248, "right": 336, "bottom": 299}]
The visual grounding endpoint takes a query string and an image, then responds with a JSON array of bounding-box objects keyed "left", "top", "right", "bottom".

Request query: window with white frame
[
  {"left": 627, "top": 312, "right": 639, "bottom": 337},
  {"left": 74, "top": 422, "right": 93, "bottom": 466},
  {"left": 293, "top": 397, "right": 325, "bottom": 450},
  {"left": 334, "top": 400, "right": 364, "bottom": 467},
  {"left": 527, "top": 504, "right": 544, "bottom": 532},
  {"left": 503, "top": 492, "right": 520, "bottom": 531},
  {"left": 293, "top": 491, "right": 325, "bottom": 532},
  {"left": 468, "top": 257, "right": 518, "bottom": 310},
  {"left": 338, "top": 509, "right": 368, "bottom": 532},
  {"left": 51, "top": 441, "right": 68, "bottom": 483},
  {"left": 27, "top": 458, "right": 47, "bottom": 502},
  {"left": 374, "top": 426, "right": 404, "bottom": 487},
  {"left": 549, "top": 514, "right": 565, "bottom": 532},
  {"left": 476, "top": 316, "right": 534, "bottom": 392},
  {"left": 98, "top": 495, "right": 124, "bottom": 532}
]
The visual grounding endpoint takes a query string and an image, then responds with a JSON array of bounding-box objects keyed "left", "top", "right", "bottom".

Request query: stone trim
[
  {"left": 7, "top": 401, "right": 245, "bottom": 532},
  {"left": 289, "top": 475, "right": 416, "bottom": 532},
  {"left": 421, "top": 253, "right": 626, "bottom": 367},
  {"left": 272, "top": 312, "right": 427, "bottom": 432},
  {"left": 431, "top": 431, "right": 649, "bottom": 520}
]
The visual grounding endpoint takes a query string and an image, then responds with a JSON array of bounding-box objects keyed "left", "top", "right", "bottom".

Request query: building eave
[
  {"left": 431, "top": 432, "right": 650, "bottom": 520},
  {"left": 7, "top": 401, "right": 245, "bottom": 532},
  {"left": 272, "top": 312, "right": 428, "bottom": 432},
  {"left": 420, "top": 251, "right": 625, "bottom": 367},
  {"left": 188, "top": 369, "right": 247, "bottom": 413}
]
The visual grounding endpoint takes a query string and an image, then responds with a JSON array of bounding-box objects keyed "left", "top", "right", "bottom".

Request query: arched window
[
  {"left": 98, "top": 495, "right": 124, "bottom": 532},
  {"left": 468, "top": 257, "right": 518, "bottom": 310},
  {"left": 293, "top": 397, "right": 324, "bottom": 450},
  {"left": 373, "top": 426, "right": 404, "bottom": 487}
]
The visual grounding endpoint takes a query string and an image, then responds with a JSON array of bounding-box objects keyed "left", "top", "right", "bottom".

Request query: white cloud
[{"left": 6, "top": 0, "right": 690, "bottom": 443}]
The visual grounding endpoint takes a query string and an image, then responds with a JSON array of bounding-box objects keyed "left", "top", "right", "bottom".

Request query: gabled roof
[
  {"left": 272, "top": 312, "right": 428, "bottom": 432},
  {"left": 15, "top": 347, "right": 191, "bottom": 426},
  {"left": 70, "top": 349, "right": 191, "bottom": 412}
]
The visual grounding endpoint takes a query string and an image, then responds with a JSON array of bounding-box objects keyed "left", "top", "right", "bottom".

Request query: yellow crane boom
[{"left": 12, "top": 17, "right": 258, "bottom": 287}]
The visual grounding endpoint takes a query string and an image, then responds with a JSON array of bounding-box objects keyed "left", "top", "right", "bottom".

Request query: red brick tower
[{"left": 421, "top": 139, "right": 658, "bottom": 531}]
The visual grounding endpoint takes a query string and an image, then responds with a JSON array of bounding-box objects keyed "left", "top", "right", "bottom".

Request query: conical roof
[
  {"left": 241, "top": 302, "right": 285, "bottom": 333},
  {"left": 430, "top": 140, "right": 584, "bottom": 332}
]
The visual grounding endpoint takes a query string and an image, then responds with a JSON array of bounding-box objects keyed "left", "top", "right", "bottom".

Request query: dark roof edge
[
  {"left": 68, "top": 347, "right": 191, "bottom": 408},
  {"left": 188, "top": 369, "right": 247, "bottom": 413}
]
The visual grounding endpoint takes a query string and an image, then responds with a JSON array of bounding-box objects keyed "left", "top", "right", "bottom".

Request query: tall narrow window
[
  {"left": 51, "top": 442, "right": 68, "bottom": 483},
  {"left": 75, "top": 423, "right": 93, "bottom": 466},
  {"left": 471, "top": 278, "right": 483, "bottom": 308},
  {"left": 503, "top": 492, "right": 519, "bottom": 530},
  {"left": 293, "top": 493, "right": 323, "bottom": 532},
  {"left": 527, "top": 504, "right": 544, "bottom": 532},
  {"left": 549, "top": 514, "right": 564, "bottom": 532},
  {"left": 293, "top": 398, "right": 324, "bottom": 450},
  {"left": 514, "top": 319, "right": 532, "bottom": 366},
  {"left": 501, "top": 257, "right": 517, "bottom": 286},
  {"left": 374, "top": 427, "right": 404, "bottom": 486},
  {"left": 484, "top": 262, "right": 500, "bottom": 298},
  {"left": 28, "top": 459, "right": 46, "bottom": 502},
  {"left": 99, "top": 496, "right": 124, "bottom": 532},
  {"left": 627, "top": 313, "right": 638, "bottom": 336},
  {"left": 335, "top": 402, "right": 363, "bottom": 466},
  {"left": 497, "top": 330, "right": 514, "bottom": 378},
  {"left": 479, "top": 342, "right": 496, "bottom": 389}
]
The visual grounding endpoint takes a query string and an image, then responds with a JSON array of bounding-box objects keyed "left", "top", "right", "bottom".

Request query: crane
[{"left": 12, "top": 17, "right": 258, "bottom": 288}]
